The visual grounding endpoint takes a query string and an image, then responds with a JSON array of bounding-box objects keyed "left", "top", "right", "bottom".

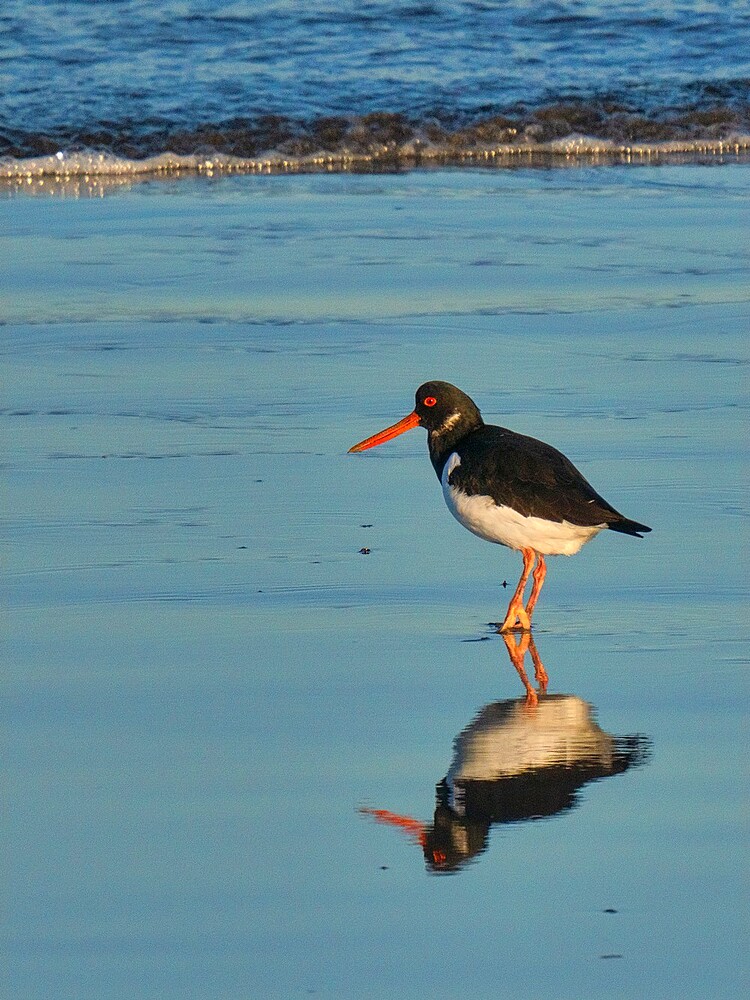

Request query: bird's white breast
[{"left": 440, "top": 452, "right": 605, "bottom": 556}]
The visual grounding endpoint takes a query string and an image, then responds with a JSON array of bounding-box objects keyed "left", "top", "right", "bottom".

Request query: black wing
[{"left": 449, "top": 425, "right": 650, "bottom": 535}]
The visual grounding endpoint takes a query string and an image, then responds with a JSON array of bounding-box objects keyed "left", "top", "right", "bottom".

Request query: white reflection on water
[{"left": 362, "top": 636, "right": 650, "bottom": 873}]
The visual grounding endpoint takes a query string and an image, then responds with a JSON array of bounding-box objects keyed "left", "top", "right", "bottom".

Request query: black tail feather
[{"left": 608, "top": 517, "right": 652, "bottom": 538}]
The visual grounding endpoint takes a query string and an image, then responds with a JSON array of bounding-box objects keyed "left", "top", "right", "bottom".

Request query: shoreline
[{"left": 2, "top": 134, "right": 750, "bottom": 195}]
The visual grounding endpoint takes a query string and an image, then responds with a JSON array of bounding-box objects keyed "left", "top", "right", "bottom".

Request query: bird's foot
[{"left": 498, "top": 602, "right": 531, "bottom": 633}]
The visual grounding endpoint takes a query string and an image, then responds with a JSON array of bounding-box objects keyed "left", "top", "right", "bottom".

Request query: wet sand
[{"left": 4, "top": 166, "right": 749, "bottom": 999}]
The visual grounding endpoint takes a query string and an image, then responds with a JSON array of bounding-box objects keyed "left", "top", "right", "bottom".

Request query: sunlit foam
[{"left": 1, "top": 133, "right": 749, "bottom": 188}]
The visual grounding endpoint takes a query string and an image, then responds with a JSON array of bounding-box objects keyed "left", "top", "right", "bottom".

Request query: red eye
[{"left": 424, "top": 396, "right": 437, "bottom": 407}]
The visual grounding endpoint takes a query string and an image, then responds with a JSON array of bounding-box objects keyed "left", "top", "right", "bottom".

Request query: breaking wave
[{"left": 3, "top": 105, "right": 749, "bottom": 187}]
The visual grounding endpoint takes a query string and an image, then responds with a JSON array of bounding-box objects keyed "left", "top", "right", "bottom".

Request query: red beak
[{"left": 348, "top": 411, "right": 421, "bottom": 452}]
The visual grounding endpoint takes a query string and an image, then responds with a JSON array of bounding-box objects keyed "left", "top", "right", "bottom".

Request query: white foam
[{"left": 1, "top": 133, "right": 749, "bottom": 183}]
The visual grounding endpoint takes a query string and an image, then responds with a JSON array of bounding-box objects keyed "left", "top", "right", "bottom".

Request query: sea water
[
  {"left": 4, "top": 165, "right": 749, "bottom": 999},
  {"left": 1, "top": 0, "right": 749, "bottom": 178},
  {"left": 2, "top": 5, "right": 749, "bottom": 999}
]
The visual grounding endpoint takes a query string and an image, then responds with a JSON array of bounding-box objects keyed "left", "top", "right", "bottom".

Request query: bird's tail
[{"left": 608, "top": 517, "right": 652, "bottom": 538}]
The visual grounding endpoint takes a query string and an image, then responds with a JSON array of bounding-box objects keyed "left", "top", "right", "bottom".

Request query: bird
[{"left": 348, "top": 381, "right": 651, "bottom": 631}]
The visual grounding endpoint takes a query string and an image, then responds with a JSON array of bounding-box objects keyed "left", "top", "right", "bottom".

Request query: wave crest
[{"left": 3, "top": 130, "right": 749, "bottom": 186}]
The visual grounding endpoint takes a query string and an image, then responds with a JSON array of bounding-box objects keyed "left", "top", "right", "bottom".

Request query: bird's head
[{"left": 348, "top": 381, "right": 482, "bottom": 453}]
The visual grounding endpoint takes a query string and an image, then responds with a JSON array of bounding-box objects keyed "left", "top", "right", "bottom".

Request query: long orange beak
[{"left": 348, "top": 411, "right": 420, "bottom": 452}]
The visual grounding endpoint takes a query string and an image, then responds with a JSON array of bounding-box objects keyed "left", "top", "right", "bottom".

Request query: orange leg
[
  {"left": 499, "top": 547, "right": 535, "bottom": 632},
  {"left": 525, "top": 553, "right": 547, "bottom": 621},
  {"left": 500, "top": 630, "right": 537, "bottom": 703}
]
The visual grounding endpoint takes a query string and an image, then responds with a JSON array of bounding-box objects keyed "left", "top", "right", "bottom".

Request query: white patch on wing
[
  {"left": 440, "top": 451, "right": 604, "bottom": 556},
  {"left": 442, "top": 451, "right": 462, "bottom": 479}
]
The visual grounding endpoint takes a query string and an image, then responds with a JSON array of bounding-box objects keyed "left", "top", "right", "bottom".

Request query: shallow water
[{"left": 3, "top": 166, "right": 749, "bottom": 999}]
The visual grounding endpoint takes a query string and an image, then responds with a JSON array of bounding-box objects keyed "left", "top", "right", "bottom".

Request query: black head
[
  {"left": 348, "top": 381, "right": 483, "bottom": 470},
  {"left": 414, "top": 381, "right": 482, "bottom": 434},
  {"left": 414, "top": 382, "right": 484, "bottom": 473}
]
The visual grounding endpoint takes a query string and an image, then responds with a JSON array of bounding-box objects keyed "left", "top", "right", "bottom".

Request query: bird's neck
[{"left": 428, "top": 413, "right": 483, "bottom": 478}]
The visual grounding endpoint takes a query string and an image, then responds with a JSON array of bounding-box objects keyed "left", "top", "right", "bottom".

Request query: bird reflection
[{"left": 362, "top": 638, "right": 650, "bottom": 873}]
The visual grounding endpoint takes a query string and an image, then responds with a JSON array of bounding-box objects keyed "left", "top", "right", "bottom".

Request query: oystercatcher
[{"left": 349, "top": 381, "right": 651, "bottom": 631}]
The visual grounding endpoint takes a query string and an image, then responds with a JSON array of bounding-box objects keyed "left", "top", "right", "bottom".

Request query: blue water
[
  {"left": 1, "top": 0, "right": 749, "bottom": 166},
  {"left": 2, "top": 3, "right": 749, "bottom": 994},
  {"left": 3, "top": 166, "right": 749, "bottom": 998}
]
